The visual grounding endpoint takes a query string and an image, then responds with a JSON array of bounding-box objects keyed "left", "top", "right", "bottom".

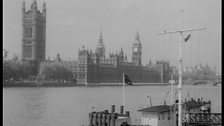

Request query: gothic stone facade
[
  {"left": 22, "top": 0, "right": 46, "bottom": 64},
  {"left": 73, "top": 32, "right": 170, "bottom": 84}
]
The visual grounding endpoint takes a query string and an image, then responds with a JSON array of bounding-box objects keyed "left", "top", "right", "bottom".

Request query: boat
[
  {"left": 212, "top": 81, "right": 221, "bottom": 86},
  {"left": 193, "top": 81, "right": 208, "bottom": 85},
  {"left": 87, "top": 9, "right": 222, "bottom": 126},
  {"left": 88, "top": 98, "right": 222, "bottom": 126},
  {"left": 137, "top": 97, "right": 223, "bottom": 126}
]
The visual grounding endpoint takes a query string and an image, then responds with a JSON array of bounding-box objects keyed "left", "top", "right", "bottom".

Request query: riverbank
[
  {"left": 3, "top": 80, "right": 218, "bottom": 87},
  {"left": 3, "top": 81, "right": 172, "bottom": 87},
  {"left": 3, "top": 81, "right": 76, "bottom": 87}
]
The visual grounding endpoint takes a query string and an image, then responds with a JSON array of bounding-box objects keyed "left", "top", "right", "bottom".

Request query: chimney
[
  {"left": 125, "top": 111, "right": 130, "bottom": 117},
  {"left": 111, "top": 105, "right": 115, "bottom": 113},
  {"left": 120, "top": 106, "right": 124, "bottom": 114},
  {"left": 201, "top": 97, "right": 203, "bottom": 102},
  {"left": 104, "top": 110, "right": 108, "bottom": 114},
  {"left": 208, "top": 100, "right": 211, "bottom": 104}
]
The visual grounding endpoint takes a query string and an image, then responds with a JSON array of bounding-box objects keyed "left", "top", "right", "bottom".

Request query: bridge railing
[{"left": 182, "top": 113, "right": 222, "bottom": 125}]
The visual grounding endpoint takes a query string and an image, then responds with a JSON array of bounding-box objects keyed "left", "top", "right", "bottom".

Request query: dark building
[
  {"left": 73, "top": 32, "right": 170, "bottom": 85},
  {"left": 22, "top": 0, "right": 46, "bottom": 64}
]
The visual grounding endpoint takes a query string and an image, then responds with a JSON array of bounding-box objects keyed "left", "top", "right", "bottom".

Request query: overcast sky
[{"left": 3, "top": 0, "right": 221, "bottom": 74}]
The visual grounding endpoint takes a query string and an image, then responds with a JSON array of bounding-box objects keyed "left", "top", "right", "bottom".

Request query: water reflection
[{"left": 4, "top": 88, "right": 49, "bottom": 126}]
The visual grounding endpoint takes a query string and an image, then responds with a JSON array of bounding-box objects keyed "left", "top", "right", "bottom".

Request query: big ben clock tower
[{"left": 132, "top": 32, "right": 142, "bottom": 66}]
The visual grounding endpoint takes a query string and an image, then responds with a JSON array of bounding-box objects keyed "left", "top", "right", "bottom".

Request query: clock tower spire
[
  {"left": 132, "top": 32, "right": 142, "bottom": 66},
  {"left": 96, "top": 30, "right": 105, "bottom": 61}
]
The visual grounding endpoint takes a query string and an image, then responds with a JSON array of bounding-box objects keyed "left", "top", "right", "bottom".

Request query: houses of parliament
[
  {"left": 22, "top": 0, "right": 46, "bottom": 66},
  {"left": 22, "top": 0, "right": 170, "bottom": 84},
  {"left": 72, "top": 32, "right": 170, "bottom": 84}
]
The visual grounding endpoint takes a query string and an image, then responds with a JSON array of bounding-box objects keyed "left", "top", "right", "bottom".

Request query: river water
[{"left": 3, "top": 85, "right": 221, "bottom": 126}]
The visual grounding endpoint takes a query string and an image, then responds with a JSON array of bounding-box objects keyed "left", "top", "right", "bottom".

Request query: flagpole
[
  {"left": 170, "top": 74, "right": 174, "bottom": 125},
  {"left": 122, "top": 73, "right": 125, "bottom": 113}
]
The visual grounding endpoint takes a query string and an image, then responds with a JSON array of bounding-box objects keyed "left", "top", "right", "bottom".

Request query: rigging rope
[
  {"left": 163, "top": 34, "right": 168, "bottom": 61},
  {"left": 168, "top": 34, "right": 172, "bottom": 62},
  {"left": 162, "top": 35, "right": 165, "bottom": 60},
  {"left": 161, "top": 89, "right": 170, "bottom": 104},
  {"left": 190, "top": 31, "right": 194, "bottom": 68},
  {"left": 159, "top": 11, "right": 182, "bottom": 32},
  {"left": 184, "top": 11, "right": 207, "bottom": 28},
  {"left": 198, "top": 31, "right": 202, "bottom": 64}
]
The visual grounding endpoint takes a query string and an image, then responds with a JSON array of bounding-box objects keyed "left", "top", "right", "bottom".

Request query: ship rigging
[{"left": 157, "top": 9, "right": 206, "bottom": 126}]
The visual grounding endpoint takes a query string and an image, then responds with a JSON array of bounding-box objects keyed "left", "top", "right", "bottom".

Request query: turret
[
  {"left": 31, "top": 0, "right": 37, "bottom": 11},
  {"left": 42, "top": 2, "right": 46, "bottom": 16},
  {"left": 135, "top": 31, "right": 140, "bottom": 42},
  {"left": 22, "top": 1, "right": 26, "bottom": 12},
  {"left": 149, "top": 59, "right": 152, "bottom": 66},
  {"left": 125, "top": 54, "right": 127, "bottom": 62},
  {"left": 119, "top": 48, "right": 124, "bottom": 62},
  {"left": 99, "top": 30, "right": 103, "bottom": 44},
  {"left": 22, "top": 1, "right": 26, "bottom": 18},
  {"left": 96, "top": 30, "right": 105, "bottom": 60}
]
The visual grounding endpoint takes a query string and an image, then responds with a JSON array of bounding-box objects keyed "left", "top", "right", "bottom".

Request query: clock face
[{"left": 133, "top": 47, "right": 138, "bottom": 52}]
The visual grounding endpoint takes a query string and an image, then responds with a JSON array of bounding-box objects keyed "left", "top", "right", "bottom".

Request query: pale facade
[{"left": 138, "top": 105, "right": 175, "bottom": 126}]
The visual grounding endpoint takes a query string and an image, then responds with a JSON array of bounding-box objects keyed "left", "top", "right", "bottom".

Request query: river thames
[{"left": 3, "top": 85, "right": 221, "bottom": 126}]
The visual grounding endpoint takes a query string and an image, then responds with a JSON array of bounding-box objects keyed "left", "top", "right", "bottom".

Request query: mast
[
  {"left": 170, "top": 74, "right": 174, "bottom": 125},
  {"left": 157, "top": 10, "right": 206, "bottom": 126},
  {"left": 122, "top": 73, "right": 125, "bottom": 113},
  {"left": 178, "top": 10, "right": 183, "bottom": 126}
]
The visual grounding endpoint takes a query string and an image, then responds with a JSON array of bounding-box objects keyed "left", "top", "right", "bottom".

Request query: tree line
[
  {"left": 37, "top": 62, "right": 73, "bottom": 81},
  {"left": 3, "top": 59, "right": 73, "bottom": 82},
  {"left": 3, "top": 57, "right": 219, "bottom": 82},
  {"left": 171, "top": 64, "right": 218, "bottom": 80},
  {"left": 3, "top": 60, "right": 35, "bottom": 81}
]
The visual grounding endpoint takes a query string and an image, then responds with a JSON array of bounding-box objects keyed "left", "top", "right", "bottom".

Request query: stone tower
[
  {"left": 96, "top": 31, "right": 105, "bottom": 61},
  {"left": 132, "top": 32, "right": 142, "bottom": 66},
  {"left": 22, "top": 0, "right": 46, "bottom": 64}
]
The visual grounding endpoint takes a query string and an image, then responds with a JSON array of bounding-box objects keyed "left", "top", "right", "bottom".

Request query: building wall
[
  {"left": 141, "top": 112, "right": 175, "bottom": 126},
  {"left": 155, "top": 61, "right": 170, "bottom": 83},
  {"left": 141, "top": 68, "right": 161, "bottom": 83},
  {"left": 98, "top": 64, "right": 117, "bottom": 83},
  {"left": 72, "top": 32, "right": 170, "bottom": 84},
  {"left": 157, "top": 112, "right": 172, "bottom": 126},
  {"left": 73, "top": 47, "right": 170, "bottom": 84},
  {"left": 141, "top": 112, "right": 158, "bottom": 126}
]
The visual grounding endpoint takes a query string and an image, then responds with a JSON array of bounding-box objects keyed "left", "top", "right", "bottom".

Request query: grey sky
[{"left": 3, "top": 0, "right": 221, "bottom": 74}]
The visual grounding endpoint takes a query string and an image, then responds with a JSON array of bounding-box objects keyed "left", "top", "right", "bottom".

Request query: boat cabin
[
  {"left": 138, "top": 104, "right": 175, "bottom": 126},
  {"left": 138, "top": 98, "right": 211, "bottom": 126}
]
